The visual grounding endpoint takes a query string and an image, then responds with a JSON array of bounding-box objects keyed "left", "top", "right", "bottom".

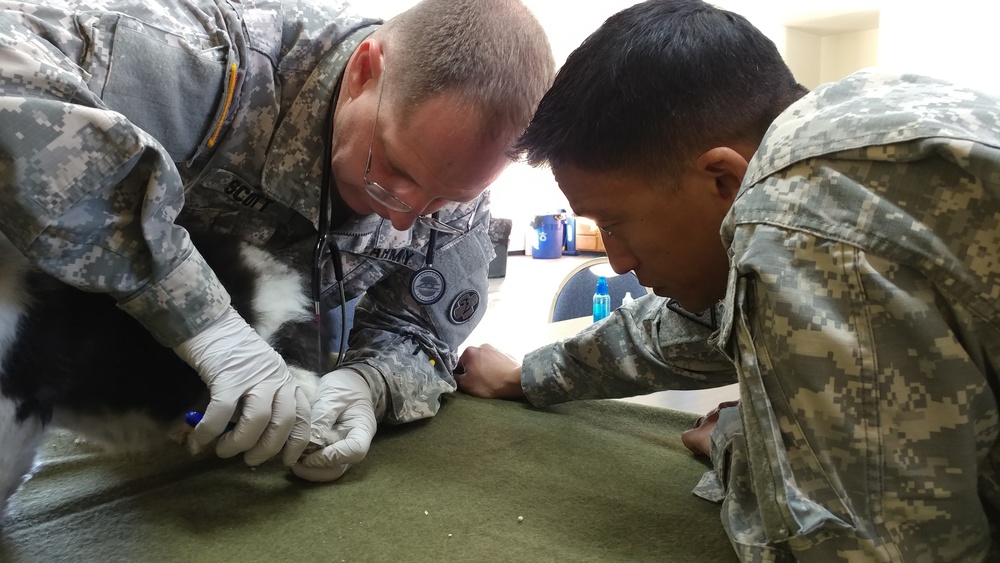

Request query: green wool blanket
[{"left": 1, "top": 394, "right": 737, "bottom": 562}]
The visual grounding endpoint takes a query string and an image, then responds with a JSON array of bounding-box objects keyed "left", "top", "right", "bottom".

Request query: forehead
[
  {"left": 552, "top": 164, "right": 648, "bottom": 218},
  {"left": 387, "top": 94, "right": 511, "bottom": 201}
]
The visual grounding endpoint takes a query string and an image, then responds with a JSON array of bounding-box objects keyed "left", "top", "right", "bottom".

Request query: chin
[{"left": 337, "top": 184, "right": 374, "bottom": 215}]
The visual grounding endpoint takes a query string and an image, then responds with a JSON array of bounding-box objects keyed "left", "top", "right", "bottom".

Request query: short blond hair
[{"left": 378, "top": 0, "right": 554, "bottom": 157}]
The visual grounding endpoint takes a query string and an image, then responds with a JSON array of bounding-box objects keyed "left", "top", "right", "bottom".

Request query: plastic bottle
[
  {"left": 593, "top": 276, "right": 610, "bottom": 322},
  {"left": 559, "top": 209, "right": 577, "bottom": 256},
  {"left": 621, "top": 291, "right": 634, "bottom": 307}
]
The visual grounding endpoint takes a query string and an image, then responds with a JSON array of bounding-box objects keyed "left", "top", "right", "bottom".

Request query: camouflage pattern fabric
[
  {"left": 0, "top": 0, "right": 494, "bottom": 424},
  {"left": 522, "top": 71, "right": 1000, "bottom": 560},
  {"left": 522, "top": 295, "right": 734, "bottom": 404}
]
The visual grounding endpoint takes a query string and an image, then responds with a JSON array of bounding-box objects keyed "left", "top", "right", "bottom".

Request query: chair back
[{"left": 549, "top": 258, "right": 648, "bottom": 322}]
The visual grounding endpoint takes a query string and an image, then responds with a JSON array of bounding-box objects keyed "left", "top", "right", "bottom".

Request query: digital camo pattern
[
  {"left": 709, "top": 71, "right": 1000, "bottom": 561},
  {"left": 0, "top": 0, "right": 495, "bottom": 424},
  {"left": 521, "top": 295, "right": 735, "bottom": 404},
  {"left": 314, "top": 197, "right": 494, "bottom": 422},
  {"left": 523, "top": 71, "right": 1000, "bottom": 561},
  {"left": 692, "top": 403, "right": 741, "bottom": 504}
]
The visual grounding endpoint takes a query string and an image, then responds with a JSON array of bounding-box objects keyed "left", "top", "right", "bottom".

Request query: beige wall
[
  {"left": 783, "top": 28, "right": 823, "bottom": 88},
  {"left": 821, "top": 29, "right": 879, "bottom": 85},
  {"left": 784, "top": 27, "right": 879, "bottom": 90},
  {"left": 725, "top": 0, "right": 1000, "bottom": 95}
]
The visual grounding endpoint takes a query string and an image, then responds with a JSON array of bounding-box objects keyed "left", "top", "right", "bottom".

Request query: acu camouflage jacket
[{"left": 0, "top": 0, "right": 496, "bottom": 423}]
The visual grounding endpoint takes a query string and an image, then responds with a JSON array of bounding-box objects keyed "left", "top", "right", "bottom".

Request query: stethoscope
[{"left": 311, "top": 84, "right": 445, "bottom": 372}]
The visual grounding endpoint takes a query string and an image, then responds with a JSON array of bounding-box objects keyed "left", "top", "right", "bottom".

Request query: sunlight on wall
[
  {"left": 365, "top": 0, "right": 996, "bottom": 250},
  {"left": 878, "top": 0, "right": 1000, "bottom": 95},
  {"left": 489, "top": 3, "right": 647, "bottom": 251}
]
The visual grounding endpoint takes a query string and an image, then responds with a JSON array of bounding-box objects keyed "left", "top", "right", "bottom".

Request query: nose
[
  {"left": 384, "top": 191, "right": 448, "bottom": 232},
  {"left": 399, "top": 190, "right": 439, "bottom": 217},
  {"left": 387, "top": 209, "right": 419, "bottom": 232},
  {"left": 605, "top": 240, "right": 639, "bottom": 276}
]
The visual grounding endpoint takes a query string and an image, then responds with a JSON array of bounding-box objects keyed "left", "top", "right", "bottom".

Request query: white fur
[
  {"left": 0, "top": 238, "right": 320, "bottom": 519},
  {"left": 43, "top": 245, "right": 320, "bottom": 455},
  {"left": 289, "top": 365, "right": 319, "bottom": 404},
  {"left": 239, "top": 244, "right": 313, "bottom": 342},
  {"left": 0, "top": 393, "right": 45, "bottom": 517},
  {"left": 0, "top": 234, "right": 31, "bottom": 372},
  {"left": 0, "top": 236, "right": 44, "bottom": 516},
  {"left": 49, "top": 410, "right": 175, "bottom": 453}
]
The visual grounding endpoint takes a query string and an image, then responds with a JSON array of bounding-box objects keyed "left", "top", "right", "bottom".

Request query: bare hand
[
  {"left": 454, "top": 344, "right": 525, "bottom": 400},
  {"left": 680, "top": 400, "right": 739, "bottom": 457}
]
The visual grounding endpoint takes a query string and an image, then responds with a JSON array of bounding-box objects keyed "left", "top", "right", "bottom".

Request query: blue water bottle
[{"left": 593, "top": 276, "right": 610, "bottom": 322}]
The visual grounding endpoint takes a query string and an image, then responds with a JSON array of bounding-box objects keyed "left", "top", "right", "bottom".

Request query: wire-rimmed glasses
[{"left": 363, "top": 70, "right": 464, "bottom": 235}]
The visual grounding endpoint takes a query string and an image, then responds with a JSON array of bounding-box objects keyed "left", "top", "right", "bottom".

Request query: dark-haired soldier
[{"left": 458, "top": 0, "right": 1000, "bottom": 559}]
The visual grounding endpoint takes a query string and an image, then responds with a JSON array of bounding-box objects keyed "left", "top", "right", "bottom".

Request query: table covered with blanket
[{"left": 2, "top": 393, "right": 736, "bottom": 562}]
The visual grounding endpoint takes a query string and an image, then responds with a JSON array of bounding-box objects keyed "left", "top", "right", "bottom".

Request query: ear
[
  {"left": 344, "top": 38, "right": 386, "bottom": 100},
  {"left": 694, "top": 146, "right": 749, "bottom": 204}
]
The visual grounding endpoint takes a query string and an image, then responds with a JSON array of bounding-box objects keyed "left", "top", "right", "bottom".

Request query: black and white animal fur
[{"left": 0, "top": 232, "right": 324, "bottom": 518}]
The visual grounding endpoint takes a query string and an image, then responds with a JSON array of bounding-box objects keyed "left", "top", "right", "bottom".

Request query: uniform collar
[
  {"left": 742, "top": 70, "right": 976, "bottom": 195},
  {"left": 262, "top": 24, "right": 380, "bottom": 227}
]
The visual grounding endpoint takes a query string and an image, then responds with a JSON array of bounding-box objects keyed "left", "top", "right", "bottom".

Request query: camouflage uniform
[
  {"left": 0, "top": 0, "right": 495, "bottom": 424},
  {"left": 522, "top": 71, "right": 1000, "bottom": 561}
]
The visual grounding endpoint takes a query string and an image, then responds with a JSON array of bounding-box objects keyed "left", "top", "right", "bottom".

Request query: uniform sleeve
[
  {"left": 0, "top": 18, "right": 231, "bottom": 348},
  {"left": 337, "top": 200, "right": 495, "bottom": 424},
  {"left": 521, "top": 296, "right": 737, "bottom": 406},
  {"left": 708, "top": 121, "right": 1000, "bottom": 559},
  {"left": 713, "top": 222, "right": 999, "bottom": 561}
]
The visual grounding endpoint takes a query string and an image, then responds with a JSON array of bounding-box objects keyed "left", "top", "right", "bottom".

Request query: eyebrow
[
  {"left": 383, "top": 137, "right": 477, "bottom": 204},
  {"left": 378, "top": 127, "right": 417, "bottom": 187}
]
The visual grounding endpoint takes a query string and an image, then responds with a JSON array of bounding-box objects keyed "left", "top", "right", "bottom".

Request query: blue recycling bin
[
  {"left": 562, "top": 213, "right": 577, "bottom": 255},
  {"left": 531, "top": 214, "right": 564, "bottom": 259}
]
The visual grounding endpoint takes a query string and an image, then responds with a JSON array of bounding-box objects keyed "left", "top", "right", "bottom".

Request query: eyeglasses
[{"left": 363, "top": 69, "right": 463, "bottom": 235}]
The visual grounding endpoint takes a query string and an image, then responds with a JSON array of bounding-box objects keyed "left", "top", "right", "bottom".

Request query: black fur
[{"left": 0, "top": 233, "right": 320, "bottom": 427}]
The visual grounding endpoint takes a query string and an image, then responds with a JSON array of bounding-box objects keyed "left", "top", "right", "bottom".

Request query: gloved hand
[
  {"left": 292, "top": 369, "right": 376, "bottom": 482},
  {"left": 173, "top": 306, "right": 311, "bottom": 466}
]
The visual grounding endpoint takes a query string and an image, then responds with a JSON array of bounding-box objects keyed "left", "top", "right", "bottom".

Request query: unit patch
[
  {"left": 410, "top": 267, "right": 446, "bottom": 305},
  {"left": 449, "top": 289, "right": 481, "bottom": 324}
]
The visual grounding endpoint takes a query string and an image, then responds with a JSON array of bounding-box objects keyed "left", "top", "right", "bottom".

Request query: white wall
[
  {"left": 483, "top": 2, "right": 649, "bottom": 250},
  {"left": 724, "top": 0, "right": 1000, "bottom": 95},
  {"left": 878, "top": 0, "right": 1000, "bottom": 95}
]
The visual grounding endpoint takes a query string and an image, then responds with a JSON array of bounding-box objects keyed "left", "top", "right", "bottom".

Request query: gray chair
[
  {"left": 549, "top": 257, "right": 649, "bottom": 322},
  {"left": 487, "top": 217, "right": 513, "bottom": 279}
]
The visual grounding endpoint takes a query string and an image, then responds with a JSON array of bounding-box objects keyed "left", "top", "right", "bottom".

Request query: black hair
[{"left": 515, "top": 0, "right": 808, "bottom": 180}]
